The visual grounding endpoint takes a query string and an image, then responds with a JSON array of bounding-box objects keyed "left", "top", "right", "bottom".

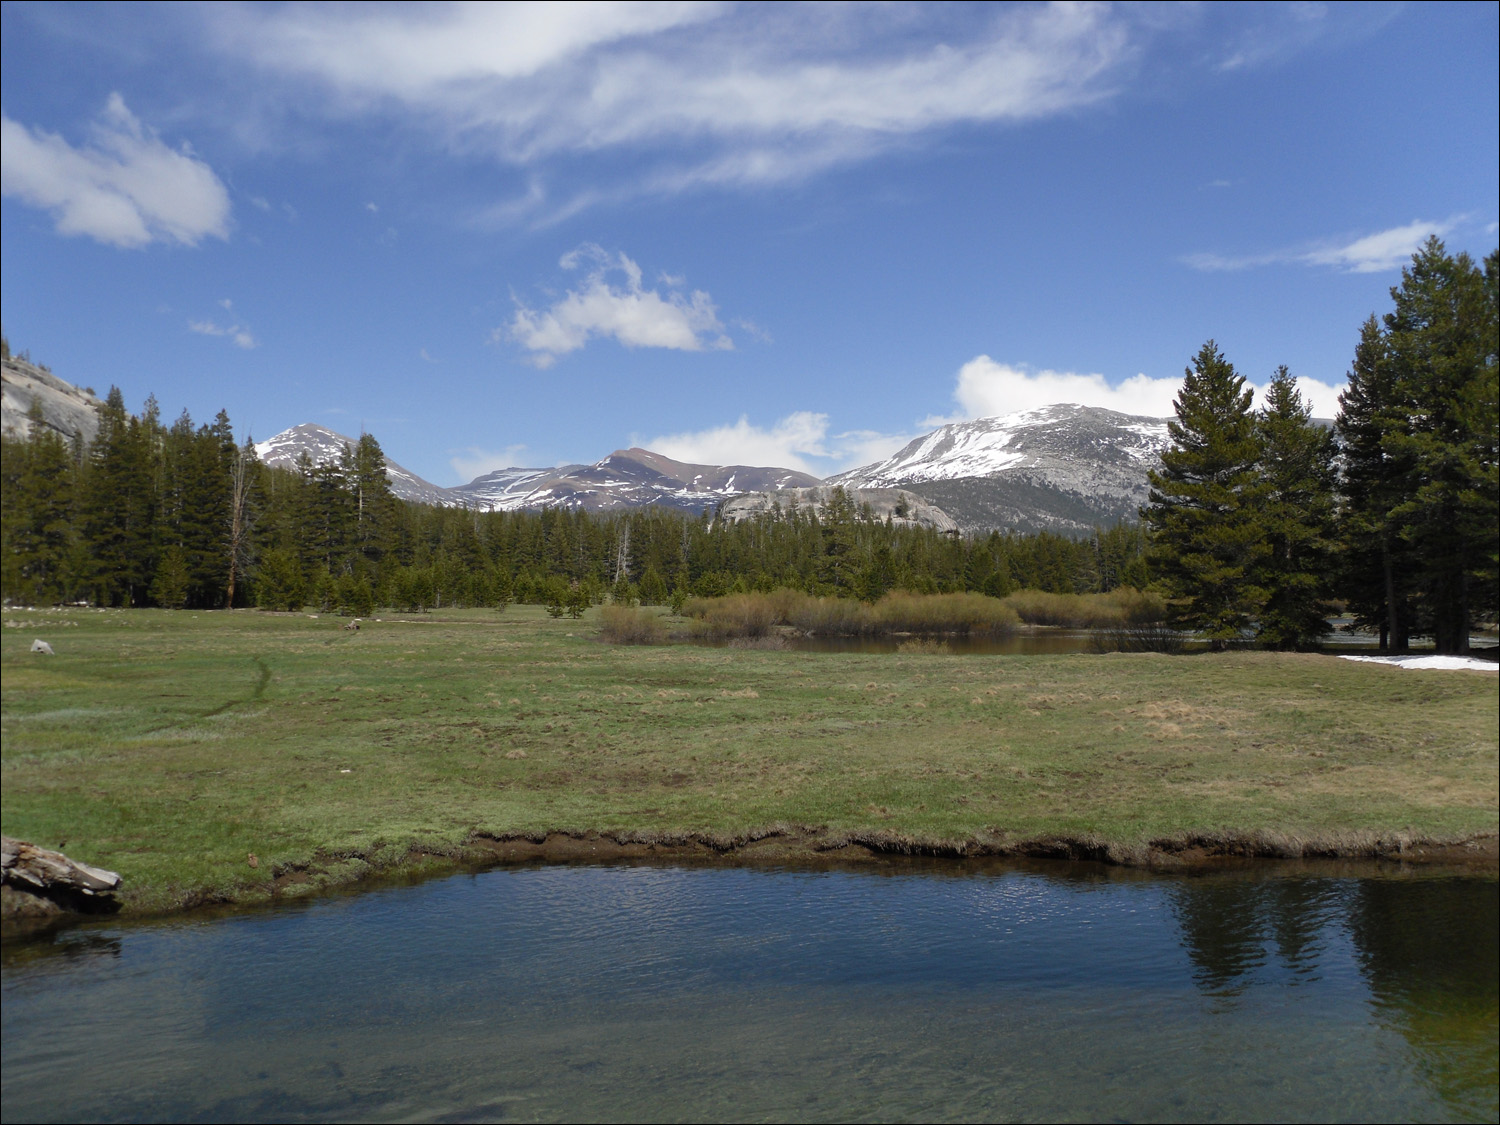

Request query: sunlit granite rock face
[
  {"left": 718, "top": 486, "right": 958, "bottom": 533},
  {"left": 1, "top": 358, "right": 104, "bottom": 446}
]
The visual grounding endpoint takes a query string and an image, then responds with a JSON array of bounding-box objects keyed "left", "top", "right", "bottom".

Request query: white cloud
[
  {"left": 733, "top": 318, "right": 773, "bottom": 344},
  {"left": 638, "top": 353, "right": 1351, "bottom": 481},
  {"left": 211, "top": 3, "right": 1137, "bottom": 201},
  {"left": 946, "top": 356, "right": 1345, "bottom": 422},
  {"left": 187, "top": 303, "right": 257, "bottom": 349},
  {"left": 646, "top": 411, "right": 915, "bottom": 476},
  {"left": 1301, "top": 220, "right": 1458, "bottom": 273},
  {"left": 504, "top": 244, "right": 731, "bottom": 366},
  {"left": 1185, "top": 218, "right": 1461, "bottom": 275},
  {"left": 450, "top": 445, "right": 533, "bottom": 481},
  {"left": 0, "top": 94, "right": 230, "bottom": 248}
]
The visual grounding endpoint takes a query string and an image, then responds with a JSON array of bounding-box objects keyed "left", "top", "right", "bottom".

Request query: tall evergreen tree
[
  {"left": 351, "top": 433, "right": 397, "bottom": 565},
  {"left": 1335, "top": 316, "right": 1415, "bottom": 649},
  {"left": 1336, "top": 238, "right": 1499, "bottom": 653},
  {"left": 1143, "top": 342, "right": 1266, "bottom": 648},
  {"left": 1, "top": 401, "right": 78, "bottom": 602},
  {"left": 80, "top": 388, "right": 157, "bottom": 606},
  {"left": 1254, "top": 367, "right": 1335, "bottom": 649},
  {"left": 1380, "top": 240, "right": 1498, "bottom": 652}
]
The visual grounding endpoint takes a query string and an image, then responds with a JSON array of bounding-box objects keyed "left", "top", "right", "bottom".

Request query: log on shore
[{"left": 1, "top": 836, "right": 122, "bottom": 913}]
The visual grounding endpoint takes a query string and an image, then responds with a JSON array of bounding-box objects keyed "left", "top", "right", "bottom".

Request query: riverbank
[{"left": 3, "top": 605, "right": 1496, "bottom": 920}]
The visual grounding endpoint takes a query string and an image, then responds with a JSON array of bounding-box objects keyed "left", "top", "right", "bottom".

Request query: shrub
[
  {"left": 1000, "top": 588, "right": 1164, "bottom": 628},
  {"left": 683, "top": 588, "right": 1020, "bottom": 638},
  {"left": 872, "top": 591, "right": 1019, "bottom": 635},
  {"left": 598, "top": 605, "right": 668, "bottom": 645}
]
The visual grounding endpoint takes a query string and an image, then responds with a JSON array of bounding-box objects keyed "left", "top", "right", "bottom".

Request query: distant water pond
[
  {"left": 3, "top": 862, "right": 1496, "bottom": 1123},
  {"left": 756, "top": 629, "right": 1418, "bottom": 656},
  {"left": 700, "top": 628, "right": 1498, "bottom": 656}
]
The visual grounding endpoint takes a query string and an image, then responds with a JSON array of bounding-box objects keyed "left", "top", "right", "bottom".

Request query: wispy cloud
[
  {"left": 450, "top": 444, "right": 533, "bottom": 481},
  {"left": 208, "top": 2, "right": 1138, "bottom": 208},
  {"left": 0, "top": 94, "right": 230, "bottom": 248},
  {"left": 1212, "top": 1, "right": 1398, "bottom": 73},
  {"left": 1185, "top": 218, "right": 1462, "bottom": 275},
  {"left": 187, "top": 298, "right": 257, "bottom": 349},
  {"left": 503, "top": 244, "right": 731, "bottom": 367}
]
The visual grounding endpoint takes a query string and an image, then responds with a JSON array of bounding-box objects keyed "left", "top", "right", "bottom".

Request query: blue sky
[{"left": 2, "top": 2, "right": 1496, "bottom": 485}]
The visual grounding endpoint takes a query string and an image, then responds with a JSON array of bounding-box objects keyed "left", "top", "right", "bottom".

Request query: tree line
[
  {"left": 2, "top": 388, "right": 1149, "bottom": 614},
  {"left": 5, "top": 237, "right": 1492, "bottom": 650},
  {"left": 1145, "top": 238, "right": 1497, "bottom": 654}
]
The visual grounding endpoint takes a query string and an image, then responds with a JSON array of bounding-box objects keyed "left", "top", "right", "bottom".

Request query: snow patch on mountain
[
  {"left": 830, "top": 404, "right": 1172, "bottom": 533},
  {"left": 252, "top": 423, "right": 455, "bottom": 507},
  {"left": 834, "top": 404, "right": 1168, "bottom": 488}
]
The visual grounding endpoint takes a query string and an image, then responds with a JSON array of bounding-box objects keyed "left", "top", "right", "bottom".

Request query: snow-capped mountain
[
  {"left": 252, "top": 426, "right": 822, "bottom": 514},
  {"left": 253, "top": 423, "right": 456, "bottom": 507},
  {"left": 831, "top": 404, "right": 1170, "bottom": 533},
  {"left": 447, "top": 447, "right": 821, "bottom": 513},
  {"left": 6, "top": 358, "right": 1175, "bottom": 534}
]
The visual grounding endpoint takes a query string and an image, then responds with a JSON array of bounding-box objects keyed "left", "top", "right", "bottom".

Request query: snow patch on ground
[{"left": 1339, "top": 654, "right": 1497, "bottom": 672}]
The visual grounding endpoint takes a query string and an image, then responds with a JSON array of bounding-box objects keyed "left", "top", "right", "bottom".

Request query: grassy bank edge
[{"left": 5, "top": 823, "right": 1497, "bottom": 935}]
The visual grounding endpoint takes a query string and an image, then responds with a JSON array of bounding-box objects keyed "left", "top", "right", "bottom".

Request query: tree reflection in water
[
  {"left": 1169, "top": 871, "right": 1498, "bottom": 1121},
  {"left": 1349, "top": 878, "right": 1499, "bottom": 1122}
]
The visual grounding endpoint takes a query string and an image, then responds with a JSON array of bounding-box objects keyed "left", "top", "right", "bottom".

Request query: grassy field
[{"left": 2, "top": 605, "right": 1496, "bottom": 913}]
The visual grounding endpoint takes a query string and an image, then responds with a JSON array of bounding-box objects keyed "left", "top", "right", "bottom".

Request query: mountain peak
[{"left": 831, "top": 403, "right": 1170, "bottom": 533}]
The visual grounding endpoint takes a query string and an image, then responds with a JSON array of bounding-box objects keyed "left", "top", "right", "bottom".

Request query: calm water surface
[
  {"left": 777, "top": 630, "right": 1498, "bottom": 656},
  {"left": 3, "top": 863, "right": 1496, "bottom": 1123}
]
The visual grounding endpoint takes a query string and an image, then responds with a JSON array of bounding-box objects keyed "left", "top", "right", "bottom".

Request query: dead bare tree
[{"left": 225, "top": 439, "right": 257, "bottom": 607}]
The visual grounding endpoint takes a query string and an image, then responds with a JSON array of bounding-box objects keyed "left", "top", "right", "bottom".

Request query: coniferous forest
[
  {"left": 2, "top": 240, "right": 1495, "bottom": 652},
  {"left": 0, "top": 383, "right": 1149, "bottom": 619}
]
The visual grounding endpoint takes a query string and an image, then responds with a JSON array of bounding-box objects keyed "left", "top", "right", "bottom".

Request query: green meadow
[{"left": 2, "top": 605, "right": 1495, "bottom": 913}]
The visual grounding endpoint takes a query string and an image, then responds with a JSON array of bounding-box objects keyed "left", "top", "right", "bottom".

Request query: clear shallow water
[{"left": 3, "top": 863, "right": 1496, "bottom": 1123}]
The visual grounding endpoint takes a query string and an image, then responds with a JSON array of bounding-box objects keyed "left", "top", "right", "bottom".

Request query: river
[{"left": 3, "top": 861, "right": 1495, "bottom": 1123}]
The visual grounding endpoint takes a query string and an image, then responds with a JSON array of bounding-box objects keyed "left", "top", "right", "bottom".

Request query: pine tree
[
  {"left": 1143, "top": 341, "right": 1267, "bottom": 648},
  {"left": 1336, "top": 238, "right": 1499, "bottom": 653},
  {"left": 1335, "top": 316, "right": 1415, "bottom": 649},
  {"left": 1, "top": 401, "right": 79, "bottom": 603},
  {"left": 150, "top": 545, "right": 191, "bottom": 609},
  {"left": 351, "top": 433, "right": 398, "bottom": 566},
  {"left": 816, "top": 486, "right": 860, "bottom": 592},
  {"left": 1379, "top": 239, "right": 1498, "bottom": 652},
  {"left": 80, "top": 388, "right": 157, "bottom": 606},
  {"left": 1254, "top": 367, "right": 1335, "bottom": 649}
]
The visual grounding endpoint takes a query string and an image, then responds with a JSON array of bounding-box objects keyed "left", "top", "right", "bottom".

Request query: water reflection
[
  {"left": 3, "top": 863, "right": 1496, "bottom": 1124},
  {"left": 1349, "top": 878, "right": 1500, "bottom": 1122},
  {"left": 1168, "top": 875, "right": 1352, "bottom": 994},
  {"left": 756, "top": 630, "right": 1438, "bottom": 656}
]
